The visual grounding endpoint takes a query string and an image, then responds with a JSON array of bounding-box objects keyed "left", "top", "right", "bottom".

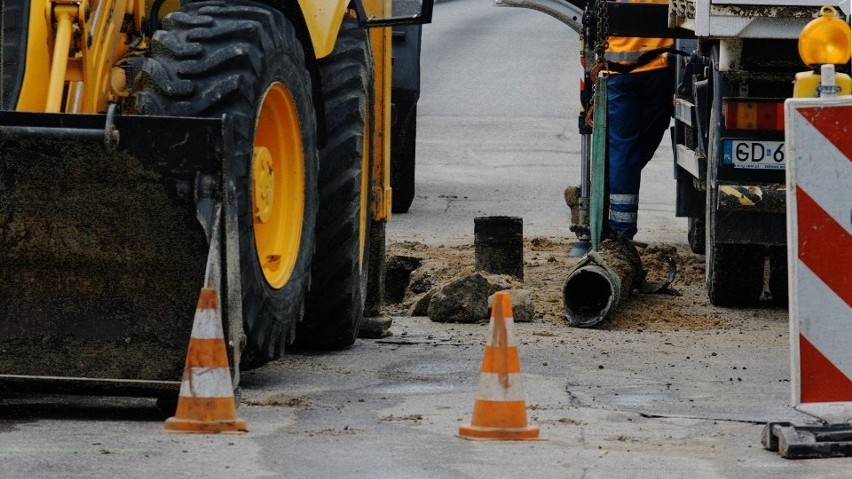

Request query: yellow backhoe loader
[{"left": 0, "top": 0, "right": 431, "bottom": 403}]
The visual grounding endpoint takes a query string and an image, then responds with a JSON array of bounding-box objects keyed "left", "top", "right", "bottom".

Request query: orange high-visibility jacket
[{"left": 606, "top": 0, "right": 673, "bottom": 73}]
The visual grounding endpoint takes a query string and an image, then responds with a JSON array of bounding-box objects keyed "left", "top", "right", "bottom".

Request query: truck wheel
[
  {"left": 136, "top": 1, "right": 318, "bottom": 366},
  {"left": 298, "top": 16, "right": 372, "bottom": 350},
  {"left": 687, "top": 216, "right": 705, "bottom": 255},
  {"left": 704, "top": 87, "right": 763, "bottom": 307},
  {"left": 390, "top": 103, "right": 417, "bottom": 213},
  {"left": 705, "top": 229, "right": 764, "bottom": 306},
  {"left": 768, "top": 246, "right": 788, "bottom": 305}
]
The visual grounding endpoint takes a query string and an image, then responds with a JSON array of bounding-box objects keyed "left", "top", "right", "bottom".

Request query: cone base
[
  {"left": 458, "top": 423, "right": 540, "bottom": 440},
  {"left": 164, "top": 416, "right": 248, "bottom": 434}
]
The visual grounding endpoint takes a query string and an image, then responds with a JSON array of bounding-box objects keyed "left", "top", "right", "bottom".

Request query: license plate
[{"left": 723, "top": 140, "right": 785, "bottom": 170}]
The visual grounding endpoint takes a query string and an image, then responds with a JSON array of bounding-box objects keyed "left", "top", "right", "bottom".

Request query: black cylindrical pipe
[{"left": 474, "top": 216, "right": 524, "bottom": 280}]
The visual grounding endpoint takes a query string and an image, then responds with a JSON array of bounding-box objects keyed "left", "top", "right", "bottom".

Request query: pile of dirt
[
  {"left": 384, "top": 238, "right": 727, "bottom": 332},
  {"left": 0, "top": 137, "right": 207, "bottom": 380}
]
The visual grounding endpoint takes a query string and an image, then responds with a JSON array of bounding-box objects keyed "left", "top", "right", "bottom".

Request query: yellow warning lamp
[
  {"left": 798, "top": 5, "right": 851, "bottom": 66},
  {"left": 793, "top": 5, "right": 852, "bottom": 97}
]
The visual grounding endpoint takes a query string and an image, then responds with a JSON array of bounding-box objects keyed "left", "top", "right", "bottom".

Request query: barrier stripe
[
  {"left": 798, "top": 105, "right": 852, "bottom": 160},
  {"left": 796, "top": 188, "right": 852, "bottom": 307},
  {"left": 179, "top": 367, "right": 234, "bottom": 398},
  {"left": 798, "top": 263, "right": 852, "bottom": 393},
  {"left": 792, "top": 114, "right": 852, "bottom": 235},
  {"left": 474, "top": 372, "right": 527, "bottom": 401},
  {"left": 800, "top": 335, "right": 852, "bottom": 403}
]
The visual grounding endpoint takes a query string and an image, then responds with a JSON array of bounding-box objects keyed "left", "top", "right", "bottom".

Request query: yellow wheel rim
[{"left": 252, "top": 82, "right": 304, "bottom": 289}]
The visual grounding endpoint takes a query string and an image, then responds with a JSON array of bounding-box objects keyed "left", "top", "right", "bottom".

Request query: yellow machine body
[
  {"left": 0, "top": 0, "right": 429, "bottom": 395},
  {"left": 17, "top": 0, "right": 392, "bottom": 217},
  {"left": 17, "top": 0, "right": 356, "bottom": 111}
]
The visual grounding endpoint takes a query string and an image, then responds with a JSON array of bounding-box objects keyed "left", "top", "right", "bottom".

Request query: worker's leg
[
  {"left": 638, "top": 67, "right": 675, "bottom": 167},
  {"left": 606, "top": 73, "right": 642, "bottom": 240}
]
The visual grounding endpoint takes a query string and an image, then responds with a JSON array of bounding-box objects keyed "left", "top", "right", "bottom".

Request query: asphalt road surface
[{"left": 1, "top": 1, "right": 849, "bottom": 478}]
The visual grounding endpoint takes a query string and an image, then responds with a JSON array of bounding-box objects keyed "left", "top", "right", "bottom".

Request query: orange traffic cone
[
  {"left": 164, "top": 287, "right": 248, "bottom": 433},
  {"left": 458, "top": 292, "right": 539, "bottom": 440}
]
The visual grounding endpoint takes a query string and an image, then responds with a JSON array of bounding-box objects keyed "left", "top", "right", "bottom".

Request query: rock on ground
[
  {"left": 427, "top": 273, "right": 491, "bottom": 323},
  {"left": 488, "top": 289, "right": 535, "bottom": 322}
]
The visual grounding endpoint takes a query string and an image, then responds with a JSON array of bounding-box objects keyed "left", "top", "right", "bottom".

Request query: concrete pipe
[{"left": 562, "top": 238, "right": 643, "bottom": 328}]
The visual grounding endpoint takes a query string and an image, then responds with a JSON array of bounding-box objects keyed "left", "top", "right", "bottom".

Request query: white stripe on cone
[
  {"left": 474, "top": 372, "right": 527, "bottom": 402},
  {"left": 179, "top": 367, "right": 234, "bottom": 398},
  {"left": 190, "top": 307, "right": 225, "bottom": 340}
]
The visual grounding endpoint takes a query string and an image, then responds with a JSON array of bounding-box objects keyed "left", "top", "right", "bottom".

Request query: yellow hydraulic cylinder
[{"left": 46, "top": 5, "right": 77, "bottom": 113}]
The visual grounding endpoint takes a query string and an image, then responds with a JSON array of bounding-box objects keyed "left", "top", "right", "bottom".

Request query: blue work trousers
[{"left": 606, "top": 67, "right": 673, "bottom": 240}]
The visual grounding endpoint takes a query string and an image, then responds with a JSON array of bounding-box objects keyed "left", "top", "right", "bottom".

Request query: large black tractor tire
[
  {"left": 136, "top": 1, "right": 318, "bottom": 366},
  {"left": 704, "top": 61, "right": 764, "bottom": 307},
  {"left": 298, "top": 16, "right": 372, "bottom": 350},
  {"left": 1, "top": 0, "right": 28, "bottom": 109}
]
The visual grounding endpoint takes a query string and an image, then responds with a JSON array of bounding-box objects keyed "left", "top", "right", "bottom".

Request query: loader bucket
[{"left": 0, "top": 111, "right": 233, "bottom": 395}]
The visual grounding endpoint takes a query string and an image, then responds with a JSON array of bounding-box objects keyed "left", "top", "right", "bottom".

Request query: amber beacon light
[{"left": 798, "top": 5, "right": 851, "bottom": 66}]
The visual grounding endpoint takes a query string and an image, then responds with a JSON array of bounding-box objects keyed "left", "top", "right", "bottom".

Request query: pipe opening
[{"left": 563, "top": 268, "right": 615, "bottom": 326}]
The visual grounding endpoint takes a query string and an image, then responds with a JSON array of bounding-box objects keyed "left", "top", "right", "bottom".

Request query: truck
[
  {"left": 497, "top": 0, "right": 850, "bottom": 307},
  {"left": 667, "top": 0, "right": 849, "bottom": 307},
  {"left": 0, "top": 0, "right": 431, "bottom": 405}
]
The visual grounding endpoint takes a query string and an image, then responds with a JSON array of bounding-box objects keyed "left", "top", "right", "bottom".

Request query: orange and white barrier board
[{"left": 785, "top": 96, "right": 852, "bottom": 424}]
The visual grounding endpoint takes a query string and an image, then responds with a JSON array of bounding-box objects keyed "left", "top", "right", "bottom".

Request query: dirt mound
[{"left": 385, "top": 238, "right": 728, "bottom": 332}]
